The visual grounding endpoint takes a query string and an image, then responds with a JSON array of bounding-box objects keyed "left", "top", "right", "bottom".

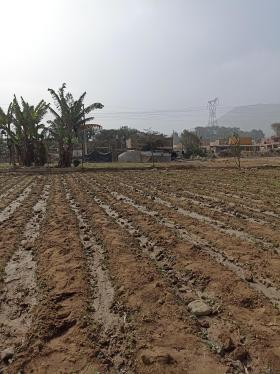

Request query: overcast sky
[{"left": 0, "top": 0, "right": 279, "bottom": 133}]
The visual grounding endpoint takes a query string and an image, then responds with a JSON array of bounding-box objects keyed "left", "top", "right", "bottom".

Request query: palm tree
[{"left": 48, "top": 83, "right": 103, "bottom": 167}]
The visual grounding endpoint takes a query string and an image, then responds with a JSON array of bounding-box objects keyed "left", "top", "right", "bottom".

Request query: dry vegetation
[{"left": 0, "top": 168, "right": 280, "bottom": 373}]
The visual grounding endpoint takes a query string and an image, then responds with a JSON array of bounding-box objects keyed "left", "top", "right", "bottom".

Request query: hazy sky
[{"left": 1, "top": 0, "right": 280, "bottom": 133}]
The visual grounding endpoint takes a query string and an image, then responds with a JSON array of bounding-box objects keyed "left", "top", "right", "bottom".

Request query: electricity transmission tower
[{"left": 207, "top": 97, "right": 219, "bottom": 126}]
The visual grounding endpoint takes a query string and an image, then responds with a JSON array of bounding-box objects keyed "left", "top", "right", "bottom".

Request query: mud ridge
[
  {"left": 0, "top": 176, "right": 23, "bottom": 201},
  {"left": 110, "top": 179, "right": 280, "bottom": 256},
  {"left": 111, "top": 190, "right": 280, "bottom": 307},
  {"left": 0, "top": 181, "right": 51, "bottom": 372},
  {"left": 0, "top": 182, "right": 35, "bottom": 224},
  {"left": 66, "top": 175, "right": 231, "bottom": 374},
  {"left": 62, "top": 178, "right": 132, "bottom": 373},
  {"left": 73, "top": 173, "right": 280, "bottom": 373},
  {"left": 120, "top": 172, "right": 280, "bottom": 222},
  {"left": 84, "top": 176, "right": 280, "bottom": 309},
  {"left": 119, "top": 179, "right": 272, "bottom": 226}
]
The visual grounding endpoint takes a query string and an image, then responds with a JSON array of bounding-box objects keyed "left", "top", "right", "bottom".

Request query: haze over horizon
[{"left": 1, "top": 0, "right": 280, "bottom": 134}]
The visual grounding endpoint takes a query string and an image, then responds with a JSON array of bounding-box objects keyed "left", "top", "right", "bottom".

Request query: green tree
[
  {"left": 0, "top": 103, "right": 15, "bottom": 164},
  {"left": 93, "top": 127, "right": 138, "bottom": 149},
  {"left": 180, "top": 130, "right": 200, "bottom": 149},
  {"left": 141, "top": 129, "right": 170, "bottom": 151},
  {"left": 0, "top": 97, "right": 49, "bottom": 166},
  {"left": 48, "top": 83, "right": 103, "bottom": 167},
  {"left": 12, "top": 96, "right": 49, "bottom": 166},
  {"left": 180, "top": 129, "right": 203, "bottom": 158}
]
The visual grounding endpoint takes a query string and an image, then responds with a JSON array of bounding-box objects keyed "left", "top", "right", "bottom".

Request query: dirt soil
[{"left": 0, "top": 168, "right": 280, "bottom": 373}]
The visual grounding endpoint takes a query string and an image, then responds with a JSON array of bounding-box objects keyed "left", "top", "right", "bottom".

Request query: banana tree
[
  {"left": 0, "top": 103, "right": 15, "bottom": 164},
  {"left": 48, "top": 83, "right": 103, "bottom": 167},
  {"left": 0, "top": 97, "right": 49, "bottom": 166}
]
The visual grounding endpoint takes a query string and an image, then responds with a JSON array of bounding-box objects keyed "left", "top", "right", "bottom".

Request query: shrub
[
  {"left": 73, "top": 159, "right": 81, "bottom": 167},
  {"left": 183, "top": 145, "right": 207, "bottom": 159}
]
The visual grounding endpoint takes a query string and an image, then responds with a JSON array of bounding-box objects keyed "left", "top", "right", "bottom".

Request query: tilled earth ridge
[{"left": 0, "top": 169, "right": 279, "bottom": 374}]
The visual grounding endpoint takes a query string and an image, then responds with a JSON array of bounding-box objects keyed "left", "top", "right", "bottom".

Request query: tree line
[
  {"left": 0, "top": 84, "right": 103, "bottom": 167},
  {"left": 194, "top": 126, "right": 264, "bottom": 142}
]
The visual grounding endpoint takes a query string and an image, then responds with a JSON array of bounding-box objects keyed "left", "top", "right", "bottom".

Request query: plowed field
[{"left": 0, "top": 169, "right": 280, "bottom": 374}]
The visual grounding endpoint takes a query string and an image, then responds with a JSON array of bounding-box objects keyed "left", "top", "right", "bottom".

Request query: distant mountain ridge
[{"left": 218, "top": 104, "right": 280, "bottom": 135}]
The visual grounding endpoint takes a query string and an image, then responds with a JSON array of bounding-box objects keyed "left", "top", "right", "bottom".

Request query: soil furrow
[
  {"left": 70, "top": 174, "right": 280, "bottom": 373},
  {"left": 0, "top": 180, "right": 36, "bottom": 223},
  {"left": 0, "top": 176, "right": 23, "bottom": 199},
  {"left": 0, "top": 182, "right": 51, "bottom": 372},
  {"left": 114, "top": 179, "right": 280, "bottom": 255},
  {"left": 99, "top": 178, "right": 280, "bottom": 289},
  {"left": 91, "top": 196, "right": 280, "bottom": 373},
  {"left": 111, "top": 172, "right": 280, "bottom": 225},
  {"left": 0, "top": 177, "right": 45, "bottom": 280},
  {"left": 81, "top": 174, "right": 280, "bottom": 307},
  {"left": 119, "top": 174, "right": 278, "bottom": 225},
  {"left": 9, "top": 175, "right": 103, "bottom": 374},
  {"left": 62, "top": 177, "right": 131, "bottom": 373},
  {"left": 121, "top": 171, "right": 280, "bottom": 220},
  {"left": 0, "top": 176, "right": 35, "bottom": 211},
  {"left": 65, "top": 174, "right": 228, "bottom": 374},
  {"left": 72, "top": 174, "right": 279, "bottom": 371},
  {"left": 2, "top": 168, "right": 280, "bottom": 374}
]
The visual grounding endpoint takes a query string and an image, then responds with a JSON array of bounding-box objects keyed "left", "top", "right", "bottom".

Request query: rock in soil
[
  {"left": 219, "top": 333, "right": 235, "bottom": 352},
  {"left": 141, "top": 352, "right": 175, "bottom": 365},
  {"left": 188, "top": 300, "right": 212, "bottom": 316},
  {"left": 230, "top": 346, "right": 249, "bottom": 362},
  {"left": 1, "top": 347, "right": 15, "bottom": 363}
]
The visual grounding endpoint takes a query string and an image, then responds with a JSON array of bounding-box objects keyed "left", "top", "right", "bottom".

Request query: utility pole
[
  {"left": 83, "top": 104, "right": 88, "bottom": 156},
  {"left": 208, "top": 97, "right": 219, "bottom": 126},
  {"left": 81, "top": 104, "right": 86, "bottom": 168}
]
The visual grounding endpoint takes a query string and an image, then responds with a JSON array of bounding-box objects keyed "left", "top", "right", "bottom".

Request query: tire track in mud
[
  {"left": 74, "top": 174, "right": 280, "bottom": 373},
  {"left": 0, "top": 182, "right": 51, "bottom": 372},
  {"left": 10, "top": 176, "right": 103, "bottom": 374},
  {"left": 65, "top": 175, "right": 228, "bottom": 374},
  {"left": 82, "top": 174, "right": 280, "bottom": 308},
  {"left": 62, "top": 178, "right": 131, "bottom": 373},
  {"left": 0, "top": 177, "right": 45, "bottom": 279}
]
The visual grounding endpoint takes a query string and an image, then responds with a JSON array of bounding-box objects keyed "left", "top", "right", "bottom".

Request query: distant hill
[{"left": 218, "top": 104, "right": 280, "bottom": 135}]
